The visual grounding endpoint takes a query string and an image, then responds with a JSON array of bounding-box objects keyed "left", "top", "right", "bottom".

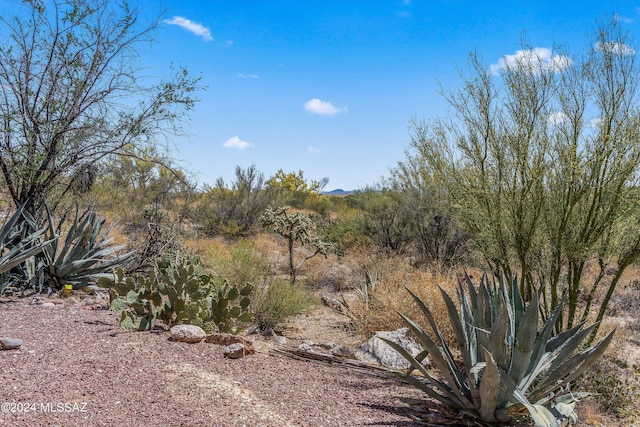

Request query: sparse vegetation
[{"left": 0, "top": 3, "right": 637, "bottom": 425}]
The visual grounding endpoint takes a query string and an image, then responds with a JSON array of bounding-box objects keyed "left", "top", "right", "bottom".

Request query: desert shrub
[
  {"left": 342, "top": 254, "right": 457, "bottom": 341},
  {"left": 196, "top": 165, "right": 274, "bottom": 238},
  {"left": 252, "top": 279, "right": 313, "bottom": 333},
  {"left": 582, "top": 357, "right": 640, "bottom": 421}
]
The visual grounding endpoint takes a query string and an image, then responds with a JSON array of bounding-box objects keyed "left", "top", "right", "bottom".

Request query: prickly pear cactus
[
  {"left": 210, "top": 281, "right": 254, "bottom": 334},
  {"left": 98, "top": 256, "right": 254, "bottom": 333}
]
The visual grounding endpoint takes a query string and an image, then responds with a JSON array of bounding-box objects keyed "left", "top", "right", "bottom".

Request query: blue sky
[{"left": 138, "top": 0, "right": 640, "bottom": 191}]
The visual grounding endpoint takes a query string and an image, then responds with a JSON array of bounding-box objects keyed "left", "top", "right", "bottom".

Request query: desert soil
[{"left": 0, "top": 294, "right": 431, "bottom": 427}]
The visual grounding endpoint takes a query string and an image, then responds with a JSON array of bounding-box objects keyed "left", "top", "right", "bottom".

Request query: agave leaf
[
  {"left": 526, "top": 296, "right": 565, "bottom": 379},
  {"left": 479, "top": 348, "right": 501, "bottom": 422},
  {"left": 509, "top": 292, "right": 540, "bottom": 383},
  {"left": 487, "top": 298, "right": 510, "bottom": 369},
  {"left": 545, "top": 321, "right": 586, "bottom": 353},
  {"left": 396, "top": 312, "right": 474, "bottom": 408},
  {"left": 404, "top": 288, "right": 469, "bottom": 391},
  {"left": 531, "top": 330, "right": 614, "bottom": 401},
  {"left": 440, "top": 286, "right": 471, "bottom": 370},
  {"left": 381, "top": 337, "right": 467, "bottom": 408}
]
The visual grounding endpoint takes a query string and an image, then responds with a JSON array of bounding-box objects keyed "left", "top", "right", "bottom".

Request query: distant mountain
[{"left": 321, "top": 188, "right": 357, "bottom": 196}]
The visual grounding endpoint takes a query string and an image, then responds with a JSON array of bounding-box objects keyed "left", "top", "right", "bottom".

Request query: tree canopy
[{"left": 0, "top": 0, "right": 201, "bottom": 215}]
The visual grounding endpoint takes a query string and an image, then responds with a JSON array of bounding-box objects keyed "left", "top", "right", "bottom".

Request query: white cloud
[
  {"left": 548, "top": 111, "right": 569, "bottom": 126},
  {"left": 304, "top": 98, "right": 348, "bottom": 116},
  {"left": 490, "top": 48, "right": 572, "bottom": 75},
  {"left": 589, "top": 117, "right": 603, "bottom": 129},
  {"left": 164, "top": 16, "right": 213, "bottom": 42},
  {"left": 223, "top": 136, "right": 253, "bottom": 150},
  {"left": 596, "top": 41, "right": 636, "bottom": 55},
  {"left": 238, "top": 73, "right": 259, "bottom": 79},
  {"left": 307, "top": 146, "right": 320, "bottom": 153}
]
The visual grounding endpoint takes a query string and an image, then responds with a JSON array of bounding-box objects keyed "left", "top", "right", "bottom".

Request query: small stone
[
  {"left": 0, "top": 337, "right": 23, "bottom": 350},
  {"left": 297, "top": 342, "right": 313, "bottom": 351},
  {"left": 66, "top": 297, "right": 79, "bottom": 305},
  {"left": 329, "top": 345, "right": 354, "bottom": 358},
  {"left": 169, "top": 324, "right": 206, "bottom": 343},
  {"left": 50, "top": 298, "right": 65, "bottom": 305},
  {"left": 223, "top": 343, "right": 248, "bottom": 359},
  {"left": 319, "top": 341, "right": 335, "bottom": 349},
  {"left": 40, "top": 302, "right": 56, "bottom": 308},
  {"left": 271, "top": 335, "right": 287, "bottom": 345},
  {"left": 205, "top": 333, "right": 255, "bottom": 354},
  {"left": 83, "top": 298, "right": 94, "bottom": 306}
]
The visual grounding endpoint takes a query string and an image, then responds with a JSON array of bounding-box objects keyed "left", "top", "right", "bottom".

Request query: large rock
[
  {"left": 169, "top": 324, "right": 206, "bottom": 343},
  {"left": 354, "top": 327, "right": 425, "bottom": 370},
  {"left": 0, "top": 337, "right": 23, "bottom": 350}
]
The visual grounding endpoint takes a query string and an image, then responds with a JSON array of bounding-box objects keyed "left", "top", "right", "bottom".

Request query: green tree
[
  {"left": 266, "top": 169, "right": 329, "bottom": 210},
  {"left": 197, "top": 164, "right": 274, "bottom": 237},
  {"left": 260, "top": 206, "right": 334, "bottom": 284},
  {"left": 394, "top": 17, "right": 640, "bottom": 339},
  {"left": 0, "top": 0, "right": 201, "bottom": 217}
]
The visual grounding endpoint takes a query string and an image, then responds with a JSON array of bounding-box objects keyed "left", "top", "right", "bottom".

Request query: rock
[
  {"left": 83, "top": 298, "right": 95, "bottom": 306},
  {"left": 329, "top": 345, "right": 355, "bottom": 358},
  {"left": 271, "top": 335, "right": 287, "bottom": 345},
  {"left": 40, "top": 302, "right": 57, "bottom": 308},
  {"left": 243, "top": 324, "right": 261, "bottom": 336},
  {"left": 169, "top": 325, "right": 206, "bottom": 343},
  {"left": 205, "top": 333, "right": 255, "bottom": 354},
  {"left": 355, "top": 327, "right": 425, "bottom": 370},
  {"left": 298, "top": 342, "right": 313, "bottom": 351},
  {"left": 223, "top": 343, "right": 249, "bottom": 359},
  {"left": 0, "top": 337, "right": 23, "bottom": 350},
  {"left": 321, "top": 293, "right": 347, "bottom": 314},
  {"left": 50, "top": 298, "right": 65, "bottom": 305}
]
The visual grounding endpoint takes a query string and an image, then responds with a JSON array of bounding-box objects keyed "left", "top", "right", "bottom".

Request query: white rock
[
  {"left": 271, "top": 335, "right": 287, "bottom": 345},
  {"left": 0, "top": 337, "right": 23, "bottom": 350},
  {"left": 355, "top": 327, "right": 425, "bottom": 370},
  {"left": 169, "top": 324, "right": 206, "bottom": 343}
]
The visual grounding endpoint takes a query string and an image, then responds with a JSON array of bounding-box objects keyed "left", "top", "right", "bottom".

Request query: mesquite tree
[{"left": 0, "top": 0, "right": 201, "bottom": 216}]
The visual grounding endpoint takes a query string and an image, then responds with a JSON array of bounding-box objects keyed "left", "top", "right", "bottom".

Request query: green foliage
[
  {"left": 260, "top": 206, "right": 335, "bottom": 283},
  {"left": 141, "top": 203, "right": 171, "bottom": 224},
  {"left": 0, "top": 0, "right": 201, "bottom": 216},
  {"left": 252, "top": 279, "right": 312, "bottom": 332},
  {"left": 266, "top": 169, "right": 328, "bottom": 209},
  {"left": 99, "top": 255, "right": 254, "bottom": 333},
  {"left": 196, "top": 164, "right": 273, "bottom": 238},
  {"left": 36, "top": 206, "right": 134, "bottom": 289},
  {"left": 0, "top": 206, "right": 51, "bottom": 293},
  {"left": 386, "top": 273, "right": 614, "bottom": 426},
  {"left": 393, "top": 18, "right": 640, "bottom": 337},
  {"left": 210, "top": 281, "right": 253, "bottom": 334},
  {"left": 584, "top": 358, "right": 640, "bottom": 420}
]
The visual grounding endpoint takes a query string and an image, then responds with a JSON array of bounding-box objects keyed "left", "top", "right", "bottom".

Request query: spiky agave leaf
[{"left": 392, "top": 274, "right": 612, "bottom": 427}]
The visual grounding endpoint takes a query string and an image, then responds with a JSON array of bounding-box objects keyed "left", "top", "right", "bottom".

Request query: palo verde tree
[
  {"left": 260, "top": 206, "right": 335, "bottom": 284},
  {"left": 393, "top": 17, "right": 640, "bottom": 340},
  {"left": 0, "top": 0, "right": 201, "bottom": 217}
]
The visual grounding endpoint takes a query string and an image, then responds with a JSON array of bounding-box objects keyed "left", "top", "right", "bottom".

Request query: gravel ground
[{"left": 0, "top": 298, "right": 430, "bottom": 427}]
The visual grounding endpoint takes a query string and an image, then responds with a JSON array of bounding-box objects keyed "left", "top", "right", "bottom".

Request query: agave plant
[
  {"left": 383, "top": 274, "right": 614, "bottom": 427},
  {"left": 37, "top": 205, "right": 135, "bottom": 289},
  {"left": 0, "top": 205, "right": 52, "bottom": 293}
]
